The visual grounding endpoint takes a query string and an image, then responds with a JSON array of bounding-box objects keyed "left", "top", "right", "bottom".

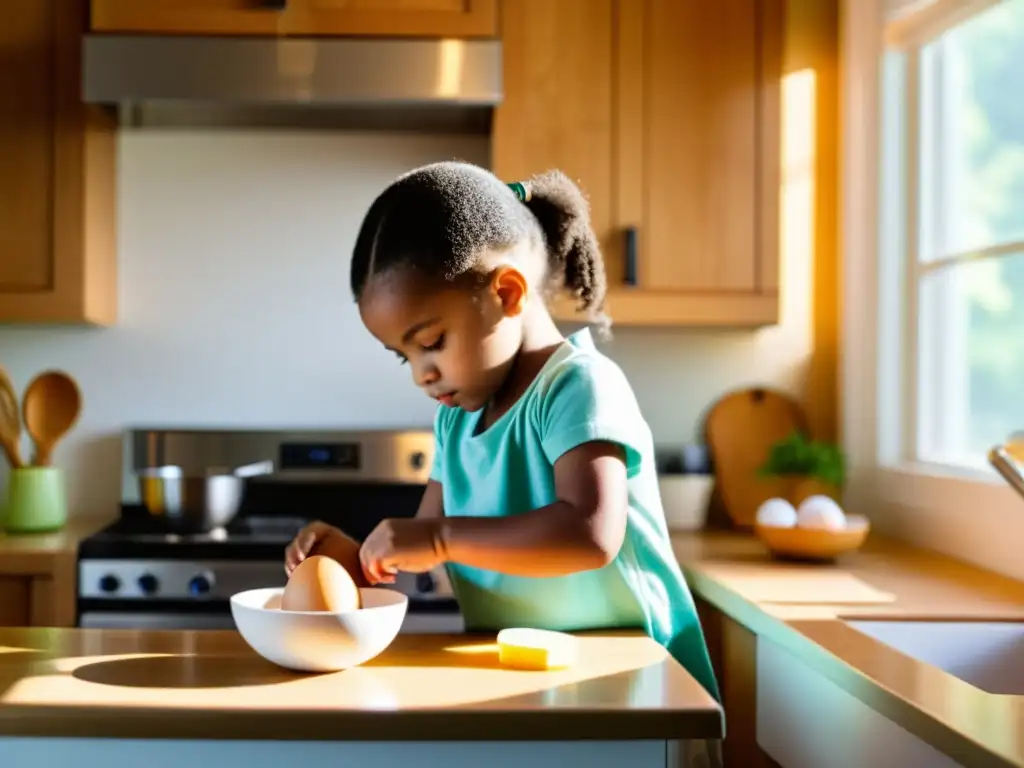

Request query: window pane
[
  {"left": 922, "top": 0, "right": 1024, "bottom": 259},
  {"left": 917, "top": 251, "right": 1024, "bottom": 465}
]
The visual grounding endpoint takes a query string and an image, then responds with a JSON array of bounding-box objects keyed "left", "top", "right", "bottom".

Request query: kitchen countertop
[
  {"left": 672, "top": 530, "right": 1024, "bottom": 768},
  {"left": 0, "top": 516, "right": 110, "bottom": 567},
  {"left": 0, "top": 627, "right": 722, "bottom": 742}
]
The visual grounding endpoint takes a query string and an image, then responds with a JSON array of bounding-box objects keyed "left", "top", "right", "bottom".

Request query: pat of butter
[{"left": 496, "top": 628, "right": 578, "bottom": 670}]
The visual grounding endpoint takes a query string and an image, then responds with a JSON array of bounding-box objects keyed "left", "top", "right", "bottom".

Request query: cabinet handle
[
  {"left": 256, "top": 0, "right": 288, "bottom": 9},
  {"left": 623, "top": 227, "right": 638, "bottom": 286}
]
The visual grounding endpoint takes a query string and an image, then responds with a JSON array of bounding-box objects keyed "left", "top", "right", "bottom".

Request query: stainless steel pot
[{"left": 137, "top": 460, "right": 274, "bottom": 533}]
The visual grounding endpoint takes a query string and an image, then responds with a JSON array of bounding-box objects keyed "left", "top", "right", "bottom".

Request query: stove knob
[
  {"left": 137, "top": 574, "right": 159, "bottom": 595},
  {"left": 189, "top": 572, "right": 214, "bottom": 596},
  {"left": 99, "top": 574, "right": 120, "bottom": 593},
  {"left": 415, "top": 572, "right": 435, "bottom": 594}
]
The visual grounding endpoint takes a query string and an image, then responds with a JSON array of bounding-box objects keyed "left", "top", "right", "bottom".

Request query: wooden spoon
[
  {"left": 22, "top": 370, "right": 82, "bottom": 467},
  {"left": 0, "top": 366, "right": 24, "bottom": 468}
]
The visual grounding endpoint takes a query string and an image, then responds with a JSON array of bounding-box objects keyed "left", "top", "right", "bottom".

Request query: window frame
[{"left": 841, "top": 0, "right": 1024, "bottom": 580}]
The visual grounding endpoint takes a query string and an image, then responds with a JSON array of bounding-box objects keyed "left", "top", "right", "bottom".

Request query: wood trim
[
  {"left": 839, "top": 0, "right": 885, "bottom": 491},
  {"left": 82, "top": 106, "right": 118, "bottom": 323},
  {"left": 49, "top": 553, "right": 78, "bottom": 628},
  {"left": 553, "top": 290, "right": 779, "bottom": 328},
  {"left": 89, "top": 0, "right": 500, "bottom": 38},
  {"left": 758, "top": 0, "right": 785, "bottom": 293},
  {"left": 884, "top": 0, "right": 1002, "bottom": 48},
  {"left": 790, "top": 0, "right": 841, "bottom": 443}
]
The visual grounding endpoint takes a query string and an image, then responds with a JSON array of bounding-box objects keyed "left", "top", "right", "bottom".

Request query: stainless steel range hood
[{"left": 82, "top": 35, "right": 503, "bottom": 132}]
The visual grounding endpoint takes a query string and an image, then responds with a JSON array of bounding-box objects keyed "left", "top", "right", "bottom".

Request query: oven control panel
[{"left": 80, "top": 560, "right": 287, "bottom": 601}]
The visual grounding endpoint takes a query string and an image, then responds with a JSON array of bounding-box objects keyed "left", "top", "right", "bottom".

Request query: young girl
[{"left": 285, "top": 160, "right": 720, "bottom": 705}]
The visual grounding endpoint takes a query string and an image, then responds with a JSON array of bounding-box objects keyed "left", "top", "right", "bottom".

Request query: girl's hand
[
  {"left": 359, "top": 518, "right": 447, "bottom": 585},
  {"left": 284, "top": 521, "right": 368, "bottom": 587}
]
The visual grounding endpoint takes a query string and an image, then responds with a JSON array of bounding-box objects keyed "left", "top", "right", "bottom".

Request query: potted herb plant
[{"left": 759, "top": 430, "right": 845, "bottom": 508}]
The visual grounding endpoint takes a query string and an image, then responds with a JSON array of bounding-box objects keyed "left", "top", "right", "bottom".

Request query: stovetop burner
[
  {"left": 78, "top": 510, "right": 310, "bottom": 561},
  {"left": 91, "top": 513, "right": 308, "bottom": 542}
]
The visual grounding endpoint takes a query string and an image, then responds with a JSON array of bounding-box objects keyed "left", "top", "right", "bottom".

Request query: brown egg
[
  {"left": 311, "top": 531, "right": 370, "bottom": 589},
  {"left": 281, "top": 554, "right": 362, "bottom": 612}
]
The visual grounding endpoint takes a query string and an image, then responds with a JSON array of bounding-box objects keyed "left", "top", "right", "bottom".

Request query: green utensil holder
[{"left": 3, "top": 467, "right": 68, "bottom": 533}]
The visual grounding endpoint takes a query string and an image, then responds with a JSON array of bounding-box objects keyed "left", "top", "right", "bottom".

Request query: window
[{"left": 885, "top": 0, "right": 1024, "bottom": 470}]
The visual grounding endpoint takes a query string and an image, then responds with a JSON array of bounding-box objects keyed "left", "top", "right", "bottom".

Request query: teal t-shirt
[{"left": 429, "top": 328, "right": 720, "bottom": 702}]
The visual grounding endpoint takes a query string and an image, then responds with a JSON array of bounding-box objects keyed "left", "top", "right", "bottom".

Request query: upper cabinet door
[
  {"left": 0, "top": 1, "right": 54, "bottom": 299},
  {"left": 608, "top": 0, "right": 783, "bottom": 325},
  {"left": 89, "top": 0, "right": 499, "bottom": 38},
  {"left": 0, "top": 0, "right": 117, "bottom": 326},
  {"left": 645, "top": 0, "right": 763, "bottom": 293},
  {"left": 491, "top": 0, "right": 617, "bottom": 277}
]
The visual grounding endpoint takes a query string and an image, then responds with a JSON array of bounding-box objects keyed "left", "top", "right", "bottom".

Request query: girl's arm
[
  {"left": 415, "top": 479, "right": 444, "bottom": 519},
  {"left": 437, "top": 441, "right": 629, "bottom": 577}
]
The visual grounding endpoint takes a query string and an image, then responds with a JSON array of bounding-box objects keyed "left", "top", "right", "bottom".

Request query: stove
[{"left": 76, "top": 428, "right": 463, "bottom": 632}]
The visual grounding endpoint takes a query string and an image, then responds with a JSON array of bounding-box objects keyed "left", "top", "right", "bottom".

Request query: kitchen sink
[{"left": 846, "top": 619, "right": 1024, "bottom": 695}]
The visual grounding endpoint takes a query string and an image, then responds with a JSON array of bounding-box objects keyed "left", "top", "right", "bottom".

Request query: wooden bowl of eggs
[
  {"left": 754, "top": 495, "right": 870, "bottom": 562},
  {"left": 230, "top": 554, "right": 407, "bottom": 672}
]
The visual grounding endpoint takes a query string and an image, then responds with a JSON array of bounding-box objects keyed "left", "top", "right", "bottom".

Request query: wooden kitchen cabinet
[
  {"left": 0, "top": 0, "right": 117, "bottom": 325},
  {"left": 0, "top": 565, "right": 76, "bottom": 628},
  {"left": 696, "top": 596, "right": 782, "bottom": 768},
  {"left": 492, "top": 0, "right": 783, "bottom": 328},
  {"left": 491, "top": 0, "right": 617, "bottom": 272},
  {"left": 0, "top": 518, "right": 104, "bottom": 628},
  {"left": 89, "top": 0, "right": 499, "bottom": 38},
  {"left": 0, "top": 575, "right": 33, "bottom": 627},
  {"left": 0, "top": 574, "right": 69, "bottom": 627}
]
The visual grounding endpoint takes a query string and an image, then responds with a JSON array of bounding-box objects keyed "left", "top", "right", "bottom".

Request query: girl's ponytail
[{"left": 510, "top": 170, "right": 611, "bottom": 336}]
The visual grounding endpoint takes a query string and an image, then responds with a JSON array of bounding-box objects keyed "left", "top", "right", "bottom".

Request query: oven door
[
  {"left": 79, "top": 611, "right": 237, "bottom": 630},
  {"left": 78, "top": 607, "right": 466, "bottom": 633}
]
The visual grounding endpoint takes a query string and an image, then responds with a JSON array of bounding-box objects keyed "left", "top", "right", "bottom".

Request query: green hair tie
[{"left": 507, "top": 181, "right": 532, "bottom": 203}]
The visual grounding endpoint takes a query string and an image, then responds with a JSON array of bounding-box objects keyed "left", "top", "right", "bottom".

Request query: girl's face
[{"left": 358, "top": 265, "right": 526, "bottom": 412}]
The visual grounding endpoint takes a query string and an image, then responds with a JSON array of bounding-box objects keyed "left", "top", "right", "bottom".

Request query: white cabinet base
[
  {"left": 0, "top": 738, "right": 710, "bottom": 768},
  {"left": 756, "top": 639, "right": 963, "bottom": 768}
]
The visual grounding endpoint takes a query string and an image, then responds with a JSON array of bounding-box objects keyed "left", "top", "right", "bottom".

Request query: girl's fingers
[
  {"left": 297, "top": 528, "right": 318, "bottom": 557},
  {"left": 362, "top": 555, "right": 397, "bottom": 585},
  {"left": 358, "top": 530, "right": 399, "bottom": 585},
  {"left": 285, "top": 522, "right": 328, "bottom": 574},
  {"left": 359, "top": 546, "right": 380, "bottom": 585},
  {"left": 284, "top": 543, "right": 302, "bottom": 574},
  {"left": 362, "top": 561, "right": 377, "bottom": 584}
]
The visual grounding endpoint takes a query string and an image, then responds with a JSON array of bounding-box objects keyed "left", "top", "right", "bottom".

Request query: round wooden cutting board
[{"left": 703, "top": 387, "right": 809, "bottom": 529}]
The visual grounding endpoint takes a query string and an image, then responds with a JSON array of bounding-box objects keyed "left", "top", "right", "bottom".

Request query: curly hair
[{"left": 350, "top": 161, "right": 608, "bottom": 328}]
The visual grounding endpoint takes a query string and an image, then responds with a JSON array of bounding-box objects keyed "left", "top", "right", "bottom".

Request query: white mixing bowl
[{"left": 229, "top": 586, "right": 408, "bottom": 672}]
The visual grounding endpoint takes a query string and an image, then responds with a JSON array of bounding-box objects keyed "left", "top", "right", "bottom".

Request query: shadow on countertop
[{"left": 71, "top": 654, "right": 302, "bottom": 688}]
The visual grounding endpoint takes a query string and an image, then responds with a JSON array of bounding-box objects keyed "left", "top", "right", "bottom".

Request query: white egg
[
  {"left": 796, "top": 495, "right": 847, "bottom": 530},
  {"left": 756, "top": 498, "right": 798, "bottom": 528}
]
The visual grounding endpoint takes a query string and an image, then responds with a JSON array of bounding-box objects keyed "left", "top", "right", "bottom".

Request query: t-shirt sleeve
[
  {"left": 537, "top": 358, "right": 649, "bottom": 477},
  {"left": 428, "top": 405, "right": 448, "bottom": 483}
]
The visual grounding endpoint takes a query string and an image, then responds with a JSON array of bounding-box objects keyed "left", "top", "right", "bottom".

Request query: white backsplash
[{"left": 0, "top": 129, "right": 812, "bottom": 519}]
